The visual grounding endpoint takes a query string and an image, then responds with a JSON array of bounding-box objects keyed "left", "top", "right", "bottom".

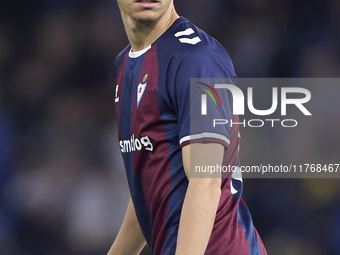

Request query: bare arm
[
  {"left": 175, "top": 143, "right": 224, "bottom": 255},
  {"left": 107, "top": 198, "right": 146, "bottom": 255}
]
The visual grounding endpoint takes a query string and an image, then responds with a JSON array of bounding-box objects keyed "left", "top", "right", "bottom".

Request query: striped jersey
[{"left": 113, "top": 16, "right": 267, "bottom": 255}]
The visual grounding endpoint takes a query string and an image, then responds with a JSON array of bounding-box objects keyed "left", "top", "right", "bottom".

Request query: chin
[{"left": 132, "top": 10, "right": 163, "bottom": 23}]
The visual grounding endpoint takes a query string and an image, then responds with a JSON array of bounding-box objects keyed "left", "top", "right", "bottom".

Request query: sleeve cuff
[{"left": 179, "top": 132, "right": 230, "bottom": 148}]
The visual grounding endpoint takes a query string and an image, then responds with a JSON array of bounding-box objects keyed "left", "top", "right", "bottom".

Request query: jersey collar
[{"left": 129, "top": 45, "right": 152, "bottom": 58}]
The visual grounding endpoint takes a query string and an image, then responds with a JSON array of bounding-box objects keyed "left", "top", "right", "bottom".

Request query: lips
[
  {"left": 135, "top": 0, "right": 160, "bottom": 8},
  {"left": 135, "top": 0, "right": 159, "bottom": 2}
]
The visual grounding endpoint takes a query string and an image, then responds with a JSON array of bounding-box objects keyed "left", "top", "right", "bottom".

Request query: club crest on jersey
[{"left": 137, "top": 74, "right": 148, "bottom": 107}]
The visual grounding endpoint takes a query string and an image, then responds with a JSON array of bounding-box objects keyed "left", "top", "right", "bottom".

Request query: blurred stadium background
[{"left": 0, "top": 0, "right": 339, "bottom": 254}]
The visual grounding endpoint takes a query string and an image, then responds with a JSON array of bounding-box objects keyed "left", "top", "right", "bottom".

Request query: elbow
[
  {"left": 189, "top": 177, "right": 222, "bottom": 198},
  {"left": 209, "top": 179, "right": 222, "bottom": 199}
]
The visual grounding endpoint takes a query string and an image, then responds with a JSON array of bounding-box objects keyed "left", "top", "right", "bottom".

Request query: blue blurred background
[{"left": 0, "top": 0, "right": 339, "bottom": 254}]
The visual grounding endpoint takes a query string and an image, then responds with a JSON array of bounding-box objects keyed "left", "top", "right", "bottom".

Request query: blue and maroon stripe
[
  {"left": 129, "top": 46, "right": 175, "bottom": 254},
  {"left": 117, "top": 48, "right": 154, "bottom": 245}
]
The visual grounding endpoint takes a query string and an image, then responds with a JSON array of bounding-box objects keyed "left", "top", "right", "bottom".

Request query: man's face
[{"left": 116, "top": 0, "right": 174, "bottom": 23}]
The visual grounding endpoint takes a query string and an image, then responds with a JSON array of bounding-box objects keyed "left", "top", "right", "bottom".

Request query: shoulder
[
  {"left": 158, "top": 17, "right": 235, "bottom": 77},
  {"left": 114, "top": 45, "right": 130, "bottom": 71}
]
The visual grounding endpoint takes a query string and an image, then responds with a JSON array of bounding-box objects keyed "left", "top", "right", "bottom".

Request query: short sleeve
[{"left": 169, "top": 44, "right": 237, "bottom": 148}]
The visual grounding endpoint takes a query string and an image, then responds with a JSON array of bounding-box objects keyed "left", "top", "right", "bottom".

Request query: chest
[{"left": 115, "top": 48, "right": 163, "bottom": 140}]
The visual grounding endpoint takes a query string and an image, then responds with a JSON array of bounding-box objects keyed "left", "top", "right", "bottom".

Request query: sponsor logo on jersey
[
  {"left": 119, "top": 134, "right": 153, "bottom": 153},
  {"left": 137, "top": 74, "right": 148, "bottom": 107}
]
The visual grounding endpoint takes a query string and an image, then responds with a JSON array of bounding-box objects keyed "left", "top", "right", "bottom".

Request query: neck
[{"left": 121, "top": 5, "right": 179, "bottom": 52}]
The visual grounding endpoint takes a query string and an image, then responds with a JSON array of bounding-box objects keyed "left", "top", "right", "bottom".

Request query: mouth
[{"left": 135, "top": 0, "right": 160, "bottom": 8}]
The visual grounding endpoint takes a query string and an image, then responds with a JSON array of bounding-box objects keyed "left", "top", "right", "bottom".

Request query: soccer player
[{"left": 109, "top": 0, "right": 267, "bottom": 254}]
